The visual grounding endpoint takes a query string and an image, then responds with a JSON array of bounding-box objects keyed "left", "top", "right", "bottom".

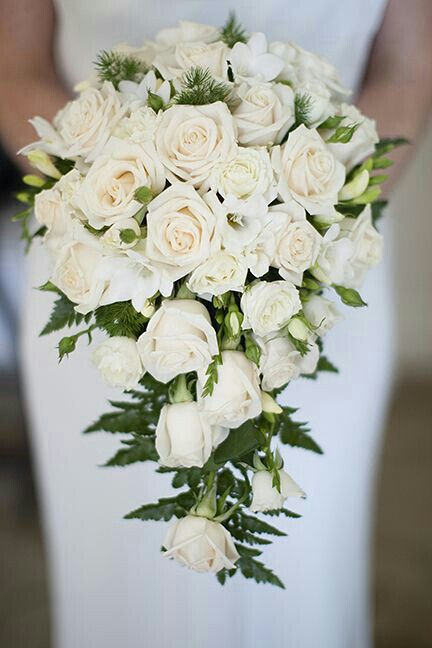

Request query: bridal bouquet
[{"left": 16, "top": 15, "right": 404, "bottom": 587}]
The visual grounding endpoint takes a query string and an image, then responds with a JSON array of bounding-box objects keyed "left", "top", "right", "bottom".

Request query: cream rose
[
  {"left": 156, "top": 21, "right": 220, "bottom": 46},
  {"left": 156, "top": 402, "right": 214, "bottom": 468},
  {"left": 211, "top": 147, "right": 275, "bottom": 202},
  {"left": 269, "top": 201, "right": 322, "bottom": 285},
  {"left": 302, "top": 295, "right": 342, "bottom": 336},
  {"left": 198, "top": 350, "right": 262, "bottom": 429},
  {"left": 259, "top": 335, "right": 319, "bottom": 390},
  {"left": 272, "top": 125, "right": 345, "bottom": 219},
  {"left": 34, "top": 188, "right": 74, "bottom": 245},
  {"left": 250, "top": 469, "right": 305, "bottom": 512},
  {"left": 155, "top": 103, "right": 237, "bottom": 189},
  {"left": 154, "top": 41, "right": 229, "bottom": 81},
  {"left": 91, "top": 336, "right": 144, "bottom": 389},
  {"left": 340, "top": 206, "right": 383, "bottom": 288},
  {"left": 77, "top": 137, "right": 165, "bottom": 229},
  {"left": 327, "top": 104, "right": 379, "bottom": 171},
  {"left": 137, "top": 299, "right": 218, "bottom": 383},
  {"left": 187, "top": 251, "right": 248, "bottom": 297},
  {"left": 241, "top": 280, "right": 301, "bottom": 337},
  {"left": 311, "top": 224, "right": 353, "bottom": 285},
  {"left": 163, "top": 515, "right": 239, "bottom": 573},
  {"left": 233, "top": 82, "right": 295, "bottom": 146}
]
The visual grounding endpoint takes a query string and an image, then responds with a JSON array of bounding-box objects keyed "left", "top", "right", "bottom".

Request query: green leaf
[
  {"left": 326, "top": 123, "right": 359, "bottom": 144},
  {"left": 213, "top": 420, "right": 261, "bottom": 465},
  {"left": 216, "top": 568, "right": 237, "bottom": 585},
  {"left": 239, "top": 513, "right": 287, "bottom": 537},
  {"left": 333, "top": 285, "right": 367, "bottom": 307},
  {"left": 236, "top": 556, "right": 285, "bottom": 589},
  {"left": 319, "top": 115, "right": 345, "bottom": 129},
  {"left": 95, "top": 50, "right": 148, "bottom": 89},
  {"left": 94, "top": 301, "right": 147, "bottom": 338},
  {"left": 293, "top": 93, "right": 313, "bottom": 128},
  {"left": 235, "top": 543, "right": 262, "bottom": 558},
  {"left": 371, "top": 199, "right": 388, "bottom": 224},
  {"left": 84, "top": 409, "right": 155, "bottom": 435},
  {"left": 171, "top": 467, "right": 202, "bottom": 489},
  {"left": 278, "top": 411, "right": 323, "bottom": 454},
  {"left": 125, "top": 492, "right": 195, "bottom": 521},
  {"left": 40, "top": 293, "right": 84, "bottom": 336},
  {"left": 373, "top": 137, "right": 409, "bottom": 157},
  {"left": 262, "top": 508, "right": 302, "bottom": 519},
  {"left": 104, "top": 438, "right": 158, "bottom": 466},
  {"left": 174, "top": 67, "right": 232, "bottom": 106},
  {"left": 220, "top": 12, "right": 248, "bottom": 47}
]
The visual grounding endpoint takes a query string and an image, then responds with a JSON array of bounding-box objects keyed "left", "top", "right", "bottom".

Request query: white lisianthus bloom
[
  {"left": 198, "top": 350, "right": 262, "bottom": 428},
  {"left": 340, "top": 206, "right": 383, "bottom": 288},
  {"left": 91, "top": 336, "right": 144, "bottom": 389},
  {"left": 155, "top": 21, "right": 220, "bottom": 46},
  {"left": 145, "top": 183, "right": 220, "bottom": 284},
  {"left": 211, "top": 148, "right": 275, "bottom": 202},
  {"left": 233, "top": 82, "right": 295, "bottom": 146},
  {"left": 154, "top": 41, "right": 229, "bottom": 81},
  {"left": 230, "top": 32, "right": 284, "bottom": 84},
  {"left": 187, "top": 250, "right": 248, "bottom": 298},
  {"left": 250, "top": 469, "right": 305, "bottom": 512},
  {"left": 294, "top": 78, "right": 334, "bottom": 127},
  {"left": 155, "top": 102, "right": 237, "bottom": 189},
  {"left": 119, "top": 70, "right": 171, "bottom": 105},
  {"left": 241, "top": 280, "right": 301, "bottom": 337},
  {"left": 327, "top": 104, "right": 379, "bottom": 171},
  {"left": 156, "top": 402, "right": 215, "bottom": 468},
  {"left": 311, "top": 224, "right": 353, "bottom": 285},
  {"left": 302, "top": 295, "right": 342, "bottom": 336},
  {"left": 272, "top": 125, "right": 345, "bottom": 219},
  {"left": 76, "top": 137, "right": 165, "bottom": 229},
  {"left": 101, "top": 218, "right": 141, "bottom": 250},
  {"left": 269, "top": 201, "right": 322, "bottom": 285},
  {"left": 114, "top": 105, "right": 159, "bottom": 144},
  {"left": 163, "top": 515, "right": 239, "bottom": 573},
  {"left": 137, "top": 299, "right": 218, "bottom": 383}
]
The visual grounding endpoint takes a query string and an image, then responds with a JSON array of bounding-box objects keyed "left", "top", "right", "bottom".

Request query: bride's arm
[
  {"left": 0, "top": 0, "right": 70, "bottom": 169},
  {"left": 357, "top": 0, "right": 432, "bottom": 188}
]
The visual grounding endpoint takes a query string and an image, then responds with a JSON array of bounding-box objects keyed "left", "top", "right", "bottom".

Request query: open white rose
[
  {"left": 211, "top": 147, "right": 275, "bottom": 202},
  {"left": 272, "top": 125, "right": 345, "bottom": 219},
  {"left": 156, "top": 402, "right": 214, "bottom": 468},
  {"left": 163, "top": 515, "right": 239, "bottom": 573},
  {"left": 77, "top": 137, "right": 166, "bottom": 229},
  {"left": 258, "top": 335, "right": 303, "bottom": 390},
  {"left": 34, "top": 188, "right": 75, "bottom": 246},
  {"left": 137, "top": 299, "right": 218, "bottom": 383},
  {"left": 340, "top": 205, "right": 383, "bottom": 288},
  {"left": 154, "top": 41, "right": 229, "bottom": 81},
  {"left": 311, "top": 224, "right": 353, "bottom": 285},
  {"left": 233, "top": 82, "right": 295, "bottom": 146},
  {"left": 269, "top": 201, "right": 322, "bottom": 285},
  {"left": 198, "top": 350, "right": 262, "bottom": 428},
  {"left": 302, "top": 295, "right": 342, "bottom": 335},
  {"left": 187, "top": 250, "right": 248, "bottom": 298},
  {"left": 250, "top": 469, "right": 305, "bottom": 512},
  {"left": 155, "top": 102, "right": 237, "bottom": 189},
  {"left": 327, "top": 104, "right": 379, "bottom": 171},
  {"left": 156, "top": 21, "right": 220, "bottom": 46},
  {"left": 241, "top": 280, "right": 301, "bottom": 337},
  {"left": 145, "top": 183, "right": 220, "bottom": 283},
  {"left": 230, "top": 32, "right": 284, "bottom": 84},
  {"left": 294, "top": 78, "right": 334, "bottom": 127},
  {"left": 91, "top": 336, "right": 144, "bottom": 389}
]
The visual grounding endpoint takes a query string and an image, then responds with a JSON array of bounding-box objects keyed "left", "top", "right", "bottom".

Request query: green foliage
[
  {"left": 220, "top": 12, "right": 248, "bottom": 47},
  {"left": 333, "top": 285, "right": 367, "bottom": 308},
  {"left": 236, "top": 556, "right": 285, "bottom": 589},
  {"left": 104, "top": 438, "right": 158, "bottom": 466},
  {"left": 293, "top": 93, "right": 313, "bottom": 129},
  {"left": 94, "top": 301, "right": 147, "bottom": 339},
  {"left": 371, "top": 199, "right": 388, "bottom": 224},
  {"left": 174, "top": 67, "right": 232, "bottom": 106},
  {"left": 278, "top": 409, "right": 323, "bottom": 454},
  {"left": 303, "top": 354, "right": 339, "bottom": 380},
  {"left": 201, "top": 353, "right": 222, "bottom": 398},
  {"left": 262, "top": 507, "right": 301, "bottom": 519},
  {"left": 213, "top": 420, "right": 261, "bottom": 465},
  {"left": 125, "top": 492, "right": 195, "bottom": 521},
  {"left": 319, "top": 115, "right": 345, "bottom": 130},
  {"left": 374, "top": 137, "right": 409, "bottom": 157},
  {"left": 239, "top": 513, "right": 287, "bottom": 537},
  {"left": 95, "top": 50, "right": 148, "bottom": 89},
  {"left": 326, "top": 123, "right": 359, "bottom": 144},
  {"left": 40, "top": 292, "right": 91, "bottom": 336}
]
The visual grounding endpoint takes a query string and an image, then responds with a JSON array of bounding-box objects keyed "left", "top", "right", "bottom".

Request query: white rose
[
  {"left": 211, "top": 147, "right": 275, "bottom": 202},
  {"left": 269, "top": 201, "right": 322, "bottom": 285},
  {"left": 302, "top": 295, "right": 342, "bottom": 335},
  {"left": 250, "top": 469, "right": 305, "bottom": 512},
  {"left": 137, "top": 299, "right": 218, "bottom": 383},
  {"left": 259, "top": 335, "right": 319, "bottom": 390},
  {"left": 76, "top": 136, "right": 165, "bottom": 230},
  {"left": 91, "top": 336, "right": 144, "bottom": 389},
  {"left": 155, "top": 102, "right": 237, "bottom": 189},
  {"left": 233, "top": 82, "right": 295, "bottom": 146},
  {"left": 56, "top": 169, "right": 83, "bottom": 210},
  {"left": 230, "top": 32, "right": 284, "bottom": 84},
  {"left": 294, "top": 78, "right": 334, "bottom": 127},
  {"left": 272, "top": 125, "right": 345, "bottom": 219},
  {"left": 145, "top": 183, "right": 220, "bottom": 283},
  {"left": 241, "top": 280, "right": 301, "bottom": 337},
  {"left": 154, "top": 41, "right": 229, "bottom": 81},
  {"left": 198, "top": 350, "right": 262, "bottom": 428},
  {"left": 53, "top": 82, "right": 127, "bottom": 160},
  {"left": 156, "top": 402, "right": 214, "bottom": 468},
  {"left": 187, "top": 251, "right": 248, "bottom": 298},
  {"left": 34, "top": 188, "right": 74, "bottom": 243},
  {"left": 156, "top": 21, "right": 220, "bottom": 46},
  {"left": 340, "top": 206, "right": 383, "bottom": 288},
  {"left": 311, "top": 224, "right": 353, "bottom": 285},
  {"left": 163, "top": 515, "right": 239, "bottom": 573},
  {"left": 113, "top": 41, "right": 157, "bottom": 67},
  {"left": 114, "top": 105, "right": 159, "bottom": 144},
  {"left": 327, "top": 104, "right": 379, "bottom": 171},
  {"left": 101, "top": 218, "right": 141, "bottom": 250}
]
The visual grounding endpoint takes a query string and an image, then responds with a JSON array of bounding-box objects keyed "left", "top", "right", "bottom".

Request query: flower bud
[
  {"left": 261, "top": 391, "right": 283, "bottom": 415},
  {"left": 23, "top": 174, "right": 45, "bottom": 188},
  {"left": 26, "top": 150, "right": 61, "bottom": 179},
  {"left": 141, "top": 299, "right": 156, "bottom": 319},
  {"left": 339, "top": 169, "right": 369, "bottom": 201},
  {"left": 287, "top": 316, "right": 310, "bottom": 342}
]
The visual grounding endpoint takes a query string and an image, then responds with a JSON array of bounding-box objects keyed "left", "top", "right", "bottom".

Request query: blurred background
[{"left": 0, "top": 125, "right": 431, "bottom": 646}]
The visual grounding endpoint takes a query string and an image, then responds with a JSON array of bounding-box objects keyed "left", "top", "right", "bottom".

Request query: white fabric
[{"left": 22, "top": 2, "right": 390, "bottom": 647}]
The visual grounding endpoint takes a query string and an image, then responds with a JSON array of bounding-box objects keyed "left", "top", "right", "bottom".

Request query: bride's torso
[{"left": 54, "top": 0, "right": 387, "bottom": 94}]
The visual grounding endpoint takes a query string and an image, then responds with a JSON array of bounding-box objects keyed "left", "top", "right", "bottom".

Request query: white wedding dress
[{"left": 21, "top": 1, "right": 391, "bottom": 647}]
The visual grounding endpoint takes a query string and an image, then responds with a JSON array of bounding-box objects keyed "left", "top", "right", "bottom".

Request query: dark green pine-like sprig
[
  {"left": 293, "top": 93, "right": 314, "bottom": 128},
  {"left": 174, "top": 67, "right": 232, "bottom": 106},
  {"left": 94, "top": 50, "right": 148, "bottom": 89},
  {"left": 220, "top": 11, "right": 248, "bottom": 48}
]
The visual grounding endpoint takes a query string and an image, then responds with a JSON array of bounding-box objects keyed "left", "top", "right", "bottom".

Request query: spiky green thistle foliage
[
  {"left": 220, "top": 12, "right": 248, "bottom": 47},
  {"left": 94, "top": 50, "right": 148, "bottom": 89},
  {"left": 174, "top": 67, "right": 232, "bottom": 106}
]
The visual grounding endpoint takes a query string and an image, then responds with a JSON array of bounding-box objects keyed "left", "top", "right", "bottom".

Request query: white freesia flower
[
  {"left": 145, "top": 184, "right": 220, "bottom": 284},
  {"left": 340, "top": 205, "right": 383, "bottom": 288},
  {"left": 230, "top": 32, "right": 284, "bottom": 84},
  {"left": 311, "top": 224, "right": 353, "bottom": 285},
  {"left": 91, "top": 336, "right": 144, "bottom": 389},
  {"left": 114, "top": 105, "right": 159, "bottom": 143},
  {"left": 119, "top": 70, "right": 171, "bottom": 105},
  {"left": 258, "top": 335, "right": 319, "bottom": 390},
  {"left": 211, "top": 147, "right": 275, "bottom": 202},
  {"left": 272, "top": 125, "right": 345, "bottom": 219},
  {"left": 154, "top": 41, "right": 229, "bottom": 81},
  {"left": 155, "top": 102, "right": 237, "bottom": 189},
  {"left": 164, "top": 515, "right": 239, "bottom": 573},
  {"left": 156, "top": 402, "right": 215, "bottom": 468},
  {"left": 76, "top": 136, "right": 165, "bottom": 229},
  {"left": 137, "top": 299, "right": 218, "bottom": 383},
  {"left": 241, "top": 280, "right": 301, "bottom": 337},
  {"left": 233, "top": 82, "right": 295, "bottom": 146},
  {"left": 101, "top": 218, "right": 141, "bottom": 250},
  {"left": 269, "top": 201, "right": 322, "bottom": 285},
  {"left": 198, "top": 350, "right": 262, "bottom": 428},
  {"left": 156, "top": 21, "right": 220, "bottom": 46},
  {"left": 187, "top": 251, "right": 248, "bottom": 298},
  {"left": 302, "top": 295, "right": 342, "bottom": 335},
  {"left": 327, "top": 104, "right": 379, "bottom": 171},
  {"left": 250, "top": 469, "right": 305, "bottom": 512}
]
